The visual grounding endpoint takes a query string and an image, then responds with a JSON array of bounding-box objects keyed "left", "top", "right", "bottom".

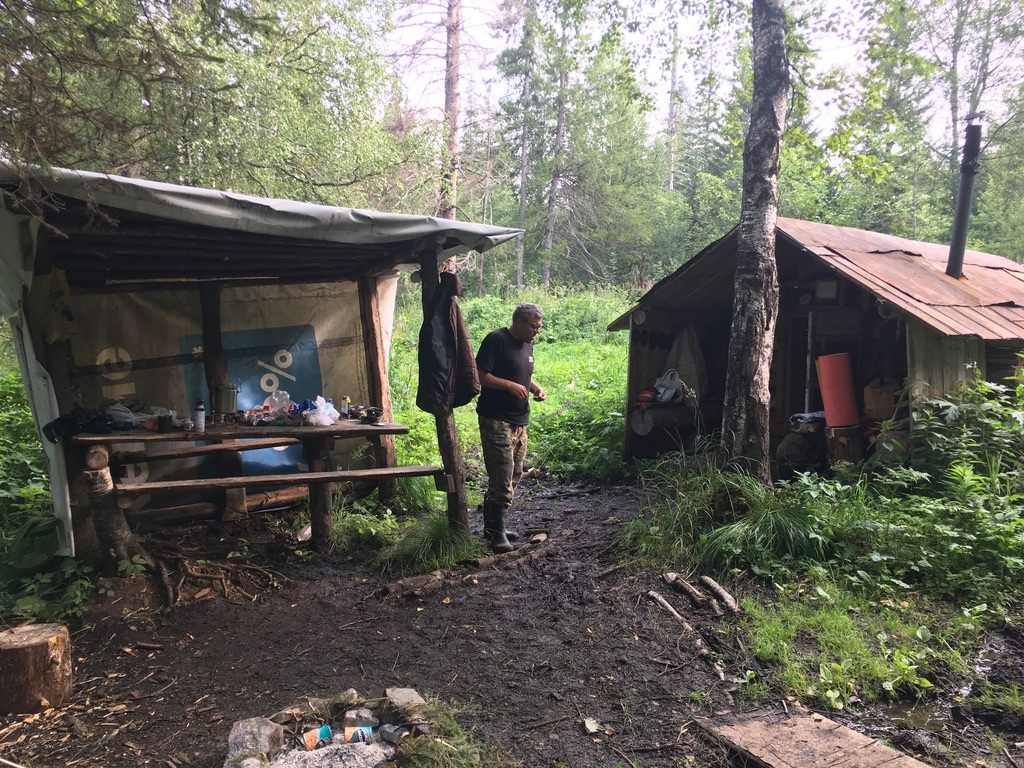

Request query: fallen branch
[
  {"left": 699, "top": 576, "right": 739, "bottom": 613},
  {"left": 524, "top": 715, "right": 570, "bottom": 731},
  {"left": 596, "top": 564, "right": 624, "bottom": 579},
  {"left": 384, "top": 547, "right": 554, "bottom": 599},
  {"left": 663, "top": 573, "right": 707, "bottom": 608},
  {"left": 647, "top": 591, "right": 726, "bottom": 681}
]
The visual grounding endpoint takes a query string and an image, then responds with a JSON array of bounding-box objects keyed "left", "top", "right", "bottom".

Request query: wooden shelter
[
  {"left": 608, "top": 218, "right": 1024, "bottom": 466},
  {"left": 0, "top": 168, "right": 521, "bottom": 555}
]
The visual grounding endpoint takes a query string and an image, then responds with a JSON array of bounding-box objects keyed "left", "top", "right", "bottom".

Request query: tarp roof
[
  {"left": 0, "top": 166, "right": 523, "bottom": 287},
  {"left": 608, "top": 218, "right": 1024, "bottom": 341}
]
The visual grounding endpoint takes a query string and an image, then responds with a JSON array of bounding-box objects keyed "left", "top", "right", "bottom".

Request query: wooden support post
[
  {"left": 199, "top": 283, "right": 247, "bottom": 520},
  {"left": 83, "top": 465, "right": 152, "bottom": 571},
  {"left": 420, "top": 249, "right": 470, "bottom": 532},
  {"left": 303, "top": 436, "right": 334, "bottom": 549},
  {"left": 0, "top": 624, "right": 73, "bottom": 714},
  {"left": 359, "top": 277, "right": 398, "bottom": 499}
]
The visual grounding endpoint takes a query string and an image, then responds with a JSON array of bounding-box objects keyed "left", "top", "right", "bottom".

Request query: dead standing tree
[{"left": 720, "top": 0, "right": 789, "bottom": 485}]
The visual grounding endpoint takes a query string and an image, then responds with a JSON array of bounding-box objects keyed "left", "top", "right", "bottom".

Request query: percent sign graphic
[{"left": 258, "top": 350, "right": 297, "bottom": 392}]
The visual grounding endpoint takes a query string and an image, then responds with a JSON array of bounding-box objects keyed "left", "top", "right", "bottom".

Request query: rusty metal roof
[{"left": 608, "top": 218, "right": 1024, "bottom": 341}]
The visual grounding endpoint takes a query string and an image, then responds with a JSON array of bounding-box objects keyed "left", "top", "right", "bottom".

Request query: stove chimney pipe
[{"left": 947, "top": 118, "right": 983, "bottom": 279}]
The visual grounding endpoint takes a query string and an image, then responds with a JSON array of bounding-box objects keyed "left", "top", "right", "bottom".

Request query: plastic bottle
[
  {"left": 341, "top": 395, "right": 351, "bottom": 418},
  {"left": 193, "top": 399, "right": 206, "bottom": 433}
]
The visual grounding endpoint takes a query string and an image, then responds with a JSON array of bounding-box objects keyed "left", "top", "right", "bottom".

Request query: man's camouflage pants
[{"left": 478, "top": 415, "right": 528, "bottom": 509}]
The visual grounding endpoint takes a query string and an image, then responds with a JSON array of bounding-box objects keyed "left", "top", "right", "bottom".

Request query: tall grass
[
  {"left": 622, "top": 369, "right": 1024, "bottom": 710},
  {"left": 388, "top": 282, "right": 633, "bottom": 493}
]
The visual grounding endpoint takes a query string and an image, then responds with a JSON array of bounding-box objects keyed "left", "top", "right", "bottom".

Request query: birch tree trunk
[{"left": 720, "top": 0, "right": 788, "bottom": 485}]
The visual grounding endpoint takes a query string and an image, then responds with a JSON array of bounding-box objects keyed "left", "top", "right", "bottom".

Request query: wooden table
[{"left": 70, "top": 421, "right": 439, "bottom": 548}]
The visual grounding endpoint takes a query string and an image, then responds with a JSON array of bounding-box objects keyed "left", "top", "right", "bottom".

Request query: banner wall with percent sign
[{"left": 65, "top": 277, "right": 399, "bottom": 498}]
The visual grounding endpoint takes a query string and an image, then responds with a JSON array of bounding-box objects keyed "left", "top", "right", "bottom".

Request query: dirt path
[{"left": 1, "top": 480, "right": 1020, "bottom": 768}]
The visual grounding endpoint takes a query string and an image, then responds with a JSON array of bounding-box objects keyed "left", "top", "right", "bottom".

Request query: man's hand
[
  {"left": 531, "top": 385, "right": 546, "bottom": 402},
  {"left": 507, "top": 381, "right": 530, "bottom": 399}
]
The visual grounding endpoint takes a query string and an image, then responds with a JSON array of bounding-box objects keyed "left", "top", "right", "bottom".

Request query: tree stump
[{"left": 0, "top": 624, "right": 73, "bottom": 714}]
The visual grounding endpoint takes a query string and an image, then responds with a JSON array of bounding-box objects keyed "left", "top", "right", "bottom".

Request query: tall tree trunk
[
  {"left": 720, "top": 0, "right": 788, "bottom": 485},
  {"left": 542, "top": 68, "right": 567, "bottom": 287},
  {"left": 516, "top": 68, "right": 531, "bottom": 288},
  {"left": 512, "top": 0, "right": 537, "bottom": 289},
  {"left": 439, "top": 0, "right": 461, "bottom": 220},
  {"left": 667, "top": 24, "right": 680, "bottom": 192}
]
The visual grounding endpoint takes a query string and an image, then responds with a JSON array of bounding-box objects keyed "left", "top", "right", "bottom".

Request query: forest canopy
[{"left": 2, "top": 0, "right": 1022, "bottom": 289}]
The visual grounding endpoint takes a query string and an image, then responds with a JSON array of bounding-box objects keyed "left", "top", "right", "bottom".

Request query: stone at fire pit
[{"left": 226, "top": 717, "right": 285, "bottom": 766}]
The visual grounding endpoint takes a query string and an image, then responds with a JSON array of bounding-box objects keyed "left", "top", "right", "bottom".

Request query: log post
[
  {"left": 0, "top": 624, "right": 73, "bottom": 714},
  {"left": 83, "top": 465, "right": 153, "bottom": 573},
  {"left": 419, "top": 249, "right": 470, "bottom": 532},
  {"left": 199, "top": 283, "right": 247, "bottom": 520},
  {"left": 359, "top": 277, "right": 397, "bottom": 499},
  {"left": 303, "top": 436, "right": 334, "bottom": 549}
]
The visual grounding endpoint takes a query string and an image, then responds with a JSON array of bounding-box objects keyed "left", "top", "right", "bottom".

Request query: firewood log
[{"left": 0, "top": 624, "right": 73, "bottom": 714}]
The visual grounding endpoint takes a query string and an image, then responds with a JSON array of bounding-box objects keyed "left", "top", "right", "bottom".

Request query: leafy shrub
[
  {"left": 329, "top": 499, "right": 406, "bottom": 551},
  {"left": 623, "top": 372, "right": 1024, "bottom": 609},
  {"left": 0, "top": 370, "right": 48, "bottom": 498},
  {"left": 0, "top": 364, "right": 78, "bottom": 626}
]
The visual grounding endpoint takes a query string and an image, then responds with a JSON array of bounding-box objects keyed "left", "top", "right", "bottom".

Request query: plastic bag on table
[
  {"left": 266, "top": 390, "right": 294, "bottom": 416},
  {"left": 304, "top": 395, "right": 340, "bottom": 426}
]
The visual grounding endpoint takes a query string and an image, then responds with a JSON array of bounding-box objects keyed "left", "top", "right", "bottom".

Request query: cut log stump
[{"left": 0, "top": 623, "right": 73, "bottom": 714}]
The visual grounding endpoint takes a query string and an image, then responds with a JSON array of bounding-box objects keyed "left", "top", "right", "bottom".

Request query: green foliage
[
  {"left": 376, "top": 515, "right": 484, "bottom": 577},
  {"left": 741, "top": 589, "right": 940, "bottom": 709},
  {"left": 0, "top": 370, "right": 48, "bottom": 498},
  {"left": 621, "top": 452, "right": 728, "bottom": 566},
  {"left": 622, "top": 371, "right": 1024, "bottom": 709},
  {"left": 395, "top": 698, "right": 503, "bottom": 768},
  {"left": 329, "top": 499, "right": 407, "bottom": 552},
  {"left": 0, "top": 356, "right": 82, "bottom": 626},
  {"left": 0, "top": 558, "right": 96, "bottom": 628},
  {"left": 390, "top": 286, "right": 633, "bottom": 483},
  {"left": 117, "top": 555, "right": 148, "bottom": 578},
  {"left": 625, "top": 370, "right": 1024, "bottom": 610}
]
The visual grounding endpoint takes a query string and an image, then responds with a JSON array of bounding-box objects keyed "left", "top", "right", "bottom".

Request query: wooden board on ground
[{"left": 701, "top": 705, "right": 932, "bottom": 768}]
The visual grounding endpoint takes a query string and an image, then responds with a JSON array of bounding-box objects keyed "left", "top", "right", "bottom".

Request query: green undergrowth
[
  {"left": 389, "top": 283, "right": 632, "bottom": 483},
  {"left": 376, "top": 514, "right": 485, "bottom": 577},
  {"left": 395, "top": 699, "right": 504, "bottom": 768},
  {"left": 623, "top": 369, "right": 1024, "bottom": 710}
]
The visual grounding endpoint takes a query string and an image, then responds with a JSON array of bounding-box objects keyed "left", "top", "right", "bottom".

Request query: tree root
[{"left": 141, "top": 540, "right": 290, "bottom": 606}]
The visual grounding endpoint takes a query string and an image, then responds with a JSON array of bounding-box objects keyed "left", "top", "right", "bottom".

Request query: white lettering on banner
[
  {"left": 257, "top": 349, "right": 296, "bottom": 393},
  {"left": 121, "top": 457, "right": 149, "bottom": 484},
  {"left": 95, "top": 346, "right": 148, "bottom": 484},
  {"left": 97, "top": 346, "right": 137, "bottom": 398}
]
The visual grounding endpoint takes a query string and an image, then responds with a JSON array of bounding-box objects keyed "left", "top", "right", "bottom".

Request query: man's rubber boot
[{"left": 483, "top": 503, "right": 514, "bottom": 554}]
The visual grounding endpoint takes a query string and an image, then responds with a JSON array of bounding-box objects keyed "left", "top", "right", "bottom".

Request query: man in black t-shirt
[{"left": 475, "top": 302, "right": 547, "bottom": 552}]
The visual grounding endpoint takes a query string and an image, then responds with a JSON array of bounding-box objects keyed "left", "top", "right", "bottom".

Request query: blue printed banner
[{"left": 179, "top": 325, "right": 323, "bottom": 473}]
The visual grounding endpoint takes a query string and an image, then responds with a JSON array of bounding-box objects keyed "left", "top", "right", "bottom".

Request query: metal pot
[
  {"left": 214, "top": 384, "right": 239, "bottom": 416},
  {"left": 360, "top": 407, "right": 383, "bottom": 424}
]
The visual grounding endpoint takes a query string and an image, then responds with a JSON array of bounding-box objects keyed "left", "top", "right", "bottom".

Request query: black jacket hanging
[{"left": 416, "top": 272, "right": 480, "bottom": 414}]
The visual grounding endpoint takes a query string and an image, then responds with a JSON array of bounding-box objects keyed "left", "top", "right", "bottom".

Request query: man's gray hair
[{"left": 513, "top": 302, "right": 544, "bottom": 324}]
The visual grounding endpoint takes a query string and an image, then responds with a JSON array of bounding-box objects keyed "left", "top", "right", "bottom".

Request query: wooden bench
[{"left": 115, "top": 465, "right": 450, "bottom": 495}]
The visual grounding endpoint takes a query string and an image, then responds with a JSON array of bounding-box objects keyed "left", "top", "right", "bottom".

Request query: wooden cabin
[
  {"left": 0, "top": 168, "right": 520, "bottom": 555},
  {"left": 608, "top": 218, "right": 1024, "bottom": 467}
]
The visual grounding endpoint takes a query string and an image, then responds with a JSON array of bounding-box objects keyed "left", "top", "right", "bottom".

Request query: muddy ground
[{"left": 2, "top": 479, "right": 1022, "bottom": 768}]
